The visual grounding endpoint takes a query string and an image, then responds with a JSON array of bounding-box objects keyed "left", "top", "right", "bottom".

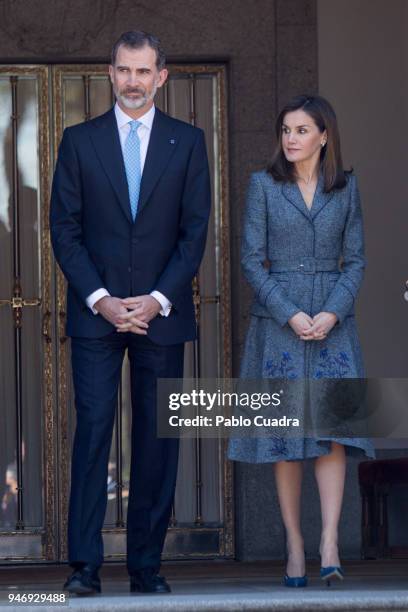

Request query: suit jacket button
[{"left": 128, "top": 267, "right": 131, "bottom": 273}]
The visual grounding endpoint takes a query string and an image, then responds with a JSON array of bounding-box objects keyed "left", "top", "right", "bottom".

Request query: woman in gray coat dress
[{"left": 228, "top": 94, "right": 374, "bottom": 587}]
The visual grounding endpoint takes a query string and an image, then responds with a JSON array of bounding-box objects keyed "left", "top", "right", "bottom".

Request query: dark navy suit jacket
[{"left": 50, "top": 107, "right": 211, "bottom": 345}]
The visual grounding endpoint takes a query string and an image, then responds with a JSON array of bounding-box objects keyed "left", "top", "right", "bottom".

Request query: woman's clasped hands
[{"left": 289, "top": 311, "right": 338, "bottom": 341}]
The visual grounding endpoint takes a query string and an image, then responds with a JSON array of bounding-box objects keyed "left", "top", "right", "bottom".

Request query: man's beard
[{"left": 114, "top": 82, "right": 157, "bottom": 110}]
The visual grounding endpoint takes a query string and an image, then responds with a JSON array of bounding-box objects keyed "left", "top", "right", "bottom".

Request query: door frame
[{"left": 52, "top": 63, "right": 234, "bottom": 562}]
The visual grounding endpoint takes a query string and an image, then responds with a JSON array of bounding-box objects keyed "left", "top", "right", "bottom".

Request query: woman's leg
[
  {"left": 314, "top": 442, "right": 346, "bottom": 567},
  {"left": 274, "top": 460, "right": 305, "bottom": 577}
]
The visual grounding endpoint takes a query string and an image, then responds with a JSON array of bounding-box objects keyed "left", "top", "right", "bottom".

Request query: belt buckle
[{"left": 299, "top": 257, "right": 316, "bottom": 274}]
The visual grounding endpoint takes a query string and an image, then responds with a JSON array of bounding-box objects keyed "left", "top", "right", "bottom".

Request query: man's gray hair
[{"left": 111, "top": 30, "right": 166, "bottom": 70}]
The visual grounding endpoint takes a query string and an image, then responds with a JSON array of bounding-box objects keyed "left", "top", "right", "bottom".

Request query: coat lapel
[
  {"left": 309, "top": 172, "right": 335, "bottom": 220},
  {"left": 88, "top": 108, "right": 133, "bottom": 224},
  {"left": 137, "top": 108, "right": 178, "bottom": 214},
  {"left": 281, "top": 180, "right": 311, "bottom": 222},
  {"left": 281, "top": 171, "right": 335, "bottom": 222}
]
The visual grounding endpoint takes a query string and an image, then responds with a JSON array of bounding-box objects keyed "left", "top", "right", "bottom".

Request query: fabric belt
[{"left": 269, "top": 257, "right": 339, "bottom": 274}]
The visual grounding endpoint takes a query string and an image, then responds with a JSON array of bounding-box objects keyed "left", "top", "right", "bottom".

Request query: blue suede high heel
[
  {"left": 320, "top": 566, "right": 344, "bottom": 587},
  {"left": 284, "top": 574, "right": 308, "bottom": 588}
]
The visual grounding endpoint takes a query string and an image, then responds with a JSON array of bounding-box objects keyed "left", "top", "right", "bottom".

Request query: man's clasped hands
[{"left": 94, "top": 295, "right": 162, "bottom": 335}]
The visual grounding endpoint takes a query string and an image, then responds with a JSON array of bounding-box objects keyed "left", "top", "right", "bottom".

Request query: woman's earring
[{"left": 321, "top": 141, "right": 326, "bottom": 147}]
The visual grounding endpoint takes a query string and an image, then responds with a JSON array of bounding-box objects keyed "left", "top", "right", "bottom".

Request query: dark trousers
[{"left": 68, "top": 331, "right": 184, "bottom": 573}]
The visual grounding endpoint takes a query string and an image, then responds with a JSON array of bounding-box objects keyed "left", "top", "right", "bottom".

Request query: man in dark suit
[{"left": 50, "top": 30, "right": 211, "bottom": 595}]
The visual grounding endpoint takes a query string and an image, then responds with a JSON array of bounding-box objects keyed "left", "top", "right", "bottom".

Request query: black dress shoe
[
  {"left": 63, "top": 564, "right": 101, "bottom": 595},
  {"left": 130, "top": 568, "right": 171, "bottom": 593}
]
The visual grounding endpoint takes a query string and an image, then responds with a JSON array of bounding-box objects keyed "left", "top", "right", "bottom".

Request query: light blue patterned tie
[{"left": 123, "top": 120, "right": 142, "bottom": 221}]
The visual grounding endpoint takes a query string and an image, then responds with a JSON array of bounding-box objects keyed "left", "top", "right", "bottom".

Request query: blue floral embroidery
[
  {"left": 265, "top": 352, "right": 298, "bottom": 379},
  {"left": 267, "top": 436, "right": 288, "bottom": 456},
  {"left": 313, "top": 348, "right": 351, "bottom": 379}
]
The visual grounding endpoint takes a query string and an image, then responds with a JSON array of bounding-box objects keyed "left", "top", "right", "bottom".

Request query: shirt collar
[{"left": 114, "top": 102, "right": 155, "bottom": 130}]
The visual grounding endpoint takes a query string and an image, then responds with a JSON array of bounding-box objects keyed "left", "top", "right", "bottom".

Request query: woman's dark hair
[
  {"left": 267, "top": 94, "right": 350, "bottom": 191},
  {"left": 111, "top": 30, "right": 166, "bottom": 70}
]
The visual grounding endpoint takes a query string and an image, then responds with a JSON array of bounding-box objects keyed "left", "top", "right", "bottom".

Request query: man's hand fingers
[
  {"left": 116, "top": 310, "right": 146, "bottom": 322},
  {"left": 129, "top": 326, "right": 148, "bottom": 335},
  {"left": 116, "top": 317, "right": 148, "bottom": 329},
  {"left": 128, "top": 316, "right": 149, "bottom": 326},
  {"left": 120, "top": 298, "right": 142, "bottom": 307},
  {"left": 116, "top": 325, "right": 147, "bottom": 335},
  {"left": 115, "top": 324, "right": 148, "bottom": 332},
  {"left": 122, "top": 303, "right": 143, "bottom": 312},
  {"left": 116, "top": 326, "right": 148, "bottom": 335},
  {"left": 121, "top": 296, "right": 142, "bottom": 304},
  {"left": 116, "top": 311, "right": 137, "bottom": 321}
]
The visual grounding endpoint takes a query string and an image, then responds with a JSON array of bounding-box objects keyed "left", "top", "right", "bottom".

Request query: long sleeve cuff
[
  {"left": 86, "top": 288, "right": 110, "bottom": 314},
  {"left": 150, "top": 290, "right": 172, "bottom": 317}
]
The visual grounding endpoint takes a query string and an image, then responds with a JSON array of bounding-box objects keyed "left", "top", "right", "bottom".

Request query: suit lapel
[
  {"left": 137, "top": 108, "right": 178, "bottom": 214},
  {"left": 88, "top": 108, "right": 133, "bottom": 223}
]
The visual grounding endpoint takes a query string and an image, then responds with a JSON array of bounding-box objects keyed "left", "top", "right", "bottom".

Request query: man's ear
[
  {"left": 108, "top": 64, "right": 114, "bottom": 84},
  {"left": 157, "top": 68, "right": 169, "bottom": 88}
]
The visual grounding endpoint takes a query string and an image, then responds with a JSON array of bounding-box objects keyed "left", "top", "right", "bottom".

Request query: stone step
[{"left": 0, "top": 561, "right": 407, "bottom": 612}]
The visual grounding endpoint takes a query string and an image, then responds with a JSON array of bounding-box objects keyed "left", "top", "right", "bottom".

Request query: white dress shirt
[{"left": 86, "top": 103, "right": 171, "bottom": 317}]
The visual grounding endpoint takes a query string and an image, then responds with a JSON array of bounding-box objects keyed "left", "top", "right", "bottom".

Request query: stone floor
[{"left": 0, "top": 560, "right": 407, "bottom": 611}]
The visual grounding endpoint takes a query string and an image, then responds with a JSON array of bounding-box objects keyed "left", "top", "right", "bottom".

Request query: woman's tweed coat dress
[{"left": 227, "top": 170, "right": 374, "bottom": 463}]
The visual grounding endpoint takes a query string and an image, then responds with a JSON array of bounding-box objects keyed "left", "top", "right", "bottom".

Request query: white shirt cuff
[
  {"left": 86, "top": 288, "right": 110, "bottom": 314},
  {"left": 150, "top": 291, "right": 172, "bottom": 317}
]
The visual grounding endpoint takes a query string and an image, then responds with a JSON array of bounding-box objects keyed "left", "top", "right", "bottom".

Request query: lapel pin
[{"left": 170, "top": 139, "right": 175, "bottom": 144}]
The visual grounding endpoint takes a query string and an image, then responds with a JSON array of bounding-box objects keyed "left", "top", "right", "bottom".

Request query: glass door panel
[{"left": 0, "top": 66, "right": 54, "bottom": 561}]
